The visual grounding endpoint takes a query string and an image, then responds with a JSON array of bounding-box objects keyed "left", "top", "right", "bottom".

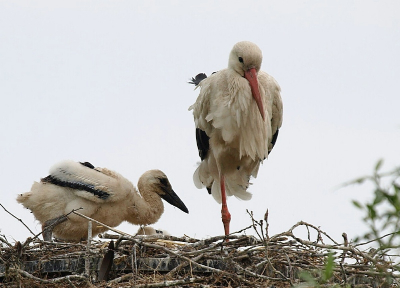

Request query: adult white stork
[
  {"left": 189, "top": 41, "right": 283, "bottom": 237},
  {"left": 17, "top": 160, "right": 188, "bottom": 241}
]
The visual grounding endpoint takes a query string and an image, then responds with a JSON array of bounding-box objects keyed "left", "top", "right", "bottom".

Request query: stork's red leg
[{"left": 220, "top": 174, "right": 231, "bottom": 240}]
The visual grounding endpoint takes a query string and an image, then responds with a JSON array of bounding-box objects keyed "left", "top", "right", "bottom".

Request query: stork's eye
[
  {"left": 238, "top": 57, "right": 243, "bottom": 63},
  {"left": 158, "top": 177, "right": 168, "bottom": 186}
]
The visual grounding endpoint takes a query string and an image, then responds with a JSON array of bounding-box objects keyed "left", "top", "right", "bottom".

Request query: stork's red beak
[{"left": 244, "top": 68, "right": 265, "bottom": 120}]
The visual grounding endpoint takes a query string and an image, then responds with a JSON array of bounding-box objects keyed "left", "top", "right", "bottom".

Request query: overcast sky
[{"left": 1, "top": 1, "right": 399, "bottom": 244}]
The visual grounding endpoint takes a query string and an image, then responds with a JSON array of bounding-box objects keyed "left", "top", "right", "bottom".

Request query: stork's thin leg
[
  {"left": 42, "top": 215, "right": 68, "bottom": 241},
  {"left": 220, "top": 174, "right": 231, "bottom": 240}
]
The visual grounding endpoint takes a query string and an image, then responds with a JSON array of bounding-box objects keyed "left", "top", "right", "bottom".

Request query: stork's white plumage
[
  {"left": 189, "top": 41, "right": 283, "bottom": 237},
  {"left": 17, "top": 160, "right": 188, "bottom": 241}
]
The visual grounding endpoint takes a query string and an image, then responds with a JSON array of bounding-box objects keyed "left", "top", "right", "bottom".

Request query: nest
[{"left": 0, "top": 210, "right": 399, "bottom": 288}]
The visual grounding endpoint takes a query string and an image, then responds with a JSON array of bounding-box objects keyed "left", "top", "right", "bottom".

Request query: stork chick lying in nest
[{"left": 17, "top": 160, "right": 189, "bottom": 241}]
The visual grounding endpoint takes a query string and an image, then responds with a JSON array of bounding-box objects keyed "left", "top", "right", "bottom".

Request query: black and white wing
[{"left": 41, "top": 160, "right": 132, "bottom": 203}]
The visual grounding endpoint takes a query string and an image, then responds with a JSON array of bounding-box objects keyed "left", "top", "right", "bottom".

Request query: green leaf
[
  {"left": 299, "top": 271, "right": 318, "bottom": 286},
  {"left": 352, "top": 200, "right": 363, "bottom": 209},
  {"left": 347, "top": 161, "right": 400, "bottom": 253},
  {"left": 367, "top": 204, "right": 377, "bottom": 219},
  {"left": 373, "top": 189, "right": 384, "bottom": 205},
  {"left": 384, "top": 193, "right": 400, "bottom": 211},
  {"left": 353, "top": 177, "right": 367, "bottom": 184},
  {"left": 375, "top": 159, "right": 384, "bottom": 172},
  {"left": 363, "top": 232, "right": 373, "bottom": 240},
  {"left": 322, "top": 252, "right": 335, "bottom": 282}
]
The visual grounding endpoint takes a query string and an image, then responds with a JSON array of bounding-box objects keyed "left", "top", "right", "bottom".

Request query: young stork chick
[
  {"left": 17, "top": 160, "right": 189, "bottom": 241},
  {"left": 135, "top": 226, "right": 170, "bottom": 236},
  {"left": 189, "top": 41, "right": 283, "bottom": 238}
]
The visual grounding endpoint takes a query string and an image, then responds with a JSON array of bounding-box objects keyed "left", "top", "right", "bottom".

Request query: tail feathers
[
  {"left": 193, "top": 166, "right": 203, "bottom": 189},
  {"left": 193, "top": 165, "right": 213, "bottom": 189},
  {"left": 226, "top": 168, "right": 253, "bottom": 201},
  {"left": 193, "top": 162, "right": 253, "bottom": 203},
  {"left": 226, "top": 180, "right": 252, "bottom": 201},
  {"left": 210, "top": 179, "right": 252, "bottom": 204},
  {"left": 211, "top": 181, "right": 222, "bottom": 203},
  {"left": 209, "top": 167, "right": 253, "bottom": 204},
  {"left": 17, "top": 182, "right": 44, "bottom": 209},
  {"left": 16, "top": 192, "right": 32, "bottom": 206},
  {"left": 251, "top": 161, "right": 261, "bottom": 178}
]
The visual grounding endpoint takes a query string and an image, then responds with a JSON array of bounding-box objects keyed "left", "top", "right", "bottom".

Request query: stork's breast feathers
[{"left": 189, "top": 69, "right": 282, "bottom": 161}]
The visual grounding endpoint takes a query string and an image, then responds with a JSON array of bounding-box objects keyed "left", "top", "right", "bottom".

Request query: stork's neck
[
  {"left": 125, "top": 184, "right": 164, "bottom": 226},
  {"left": 227, "top": 69, "right": 250, "bottom": 94}
]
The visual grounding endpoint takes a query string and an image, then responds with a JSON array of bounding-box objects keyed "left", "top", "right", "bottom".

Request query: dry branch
[
  {"left": 11, "top": 268, "right": 88, "bottom": 284},
  {"left": 0, "top": 202, "right": 35, "bottom": 236}
]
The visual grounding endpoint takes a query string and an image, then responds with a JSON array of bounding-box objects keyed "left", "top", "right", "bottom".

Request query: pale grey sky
[{"left": 1, "top": 0, "right": 399, "bottom": 243}]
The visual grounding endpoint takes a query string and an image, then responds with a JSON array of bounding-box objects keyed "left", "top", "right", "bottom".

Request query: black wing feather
[
  {"left": 196, "top": 128, "right": 210, "bottom": 161},
  {"left": 268, "top": 129, "right": 279, "bottom": 155},
  {"left": 188, "top": 73, "right": 207, "bottom": 86},
  {"left": 80, "top": 161, "right": 95, "bottom": 169},
  {"left": 190, "top": 73, "right": 215, "bottom": 194},
  {"left": 41, "top": 175, "right": 110, "bottom": 200}
]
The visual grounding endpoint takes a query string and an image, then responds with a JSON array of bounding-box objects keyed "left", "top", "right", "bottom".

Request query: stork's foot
[
  {"left": 221, "top": 203, "right": 231, "bottom": 240},
  {"left": 42, "top": 215, "right": 68, "bottom": 241}
]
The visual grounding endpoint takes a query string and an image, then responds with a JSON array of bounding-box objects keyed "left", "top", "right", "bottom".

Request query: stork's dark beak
[
  {"left": 159, "top": 183, "right": 189, "bottom": 214},
  {"left": 244, "top": 68, "right": 265, "bottom": 120}
]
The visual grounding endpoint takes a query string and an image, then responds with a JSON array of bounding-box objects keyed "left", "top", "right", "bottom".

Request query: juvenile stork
[
  {"left": 189, "top": 41, "right": 283, "bottom": 237},
  {"left": 17, "top": 160, "right": 189, "bottom": 241}
]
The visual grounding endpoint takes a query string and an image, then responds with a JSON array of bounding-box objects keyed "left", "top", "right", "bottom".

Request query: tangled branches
[{"left": 1, "top": 209, "right": 399, "bottom": 288}]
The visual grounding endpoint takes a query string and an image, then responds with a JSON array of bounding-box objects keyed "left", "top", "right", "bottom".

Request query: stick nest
[{"left": 1, "top": 213, "right": 399, "bottom": 288}]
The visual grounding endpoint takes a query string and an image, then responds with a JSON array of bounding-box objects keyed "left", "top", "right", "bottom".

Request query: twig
[
  {"left": 107, "top": 272, "right": 134, "bottom": 284},
  {"left": 22, "top": 207, "right": 84, "bottom": 248},
  {"left": 11, "top": 268, "right": 87, "bottom": 284},
  {"left": 167, "top": 254, "right": 203, "bottom": 276},
  {"left": 73, "top": 211, "right": 135, "bottom": 238},
  {"left": 85, "top": 220, "right": 92, "bottom": 277},
  {"left": 281, "top": 230, "right": 379, "bottom": 265},
  {"left": 252, "top": 251, "right": 292, "bottom": 284},
  {"left": 132, "top": 243, "right": 138, "bottom": 284},
  {"left": 288, "top": 221, "right": 340, "bottom": 246},
  {"left": 67, "top": 277, "right": 78, "bottom": 288},
  {"left": 101, "top": 232, "right": 198, "bottom": 243},
  {"left": 264, "top": 209, "right": 270, "bottom": 241},
  {"left": 128, "top": 238, "right": 228, "bottom": 274},
  {"left": 188, "top": 234, "right": 241, "bottom": 247},
  {"left": 0, "top": 234, "right": 13, "bottom": 248},
  {"left": 0, "top": 203, "right": 35, "bottom": 236},
  {"left": 231, "top": 224, "right": 254, "bottom": 235},
  {"left": 354, "top": 231, "right": 400, "bottom": 247},
  {"left": 246, "top": 209, "right": 265, "bottom": 242},
  {"left": 111, "top": 276, "right": 204, "bottom": 287},
  {"left": 340, "top": 263, "right": 347, "bottom": 284},
  {"left": 233, "top": 262, "right": 289, "bottom": 283}
]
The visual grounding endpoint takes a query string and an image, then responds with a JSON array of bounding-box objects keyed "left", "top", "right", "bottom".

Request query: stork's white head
[
  {"left": 228, "top": 41, "right": 265, "bottom": 120},
  {"left": 138, "top": 170, "right": 189, "bottom": 214},
  {"left": 228, "top": 41, "right": 263, "bottom": 75}
]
